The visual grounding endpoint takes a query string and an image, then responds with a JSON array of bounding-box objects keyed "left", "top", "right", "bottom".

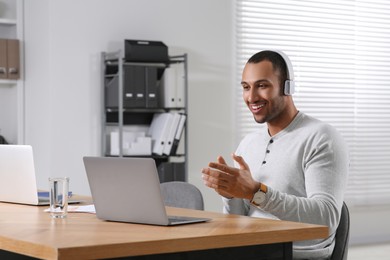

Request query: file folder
[
  {"left": 7, "top": 39, "right": 20, "bottom": 80},
  {"left": 145, "top": 67, "right": 158, "bottom": 108},
  {"left": 124, "top": 65, "right": 146, "bottom": 108},
  {"left": 106, "top": 66, "right": 159, "bottom": 109},
  {"left": 159, "top": 63, "right": 186, "bottom": 108},
  {"left": 148, "top": 113, "right": 173, "bottom": 155},
  {"left": 160, "top": 66, "right": 177, "bottom": 108},
  {"left": 162, "top": 113, "right": 181, "bottom": 156},
  {"left": 0, "top": 39, "right": 7, "bottom": 79},
  {"left": 175, "top": 63, "right": 185, "bottom": 108},
  {"left": 170, "top": 114, "right": 186, "bottom": 155}
]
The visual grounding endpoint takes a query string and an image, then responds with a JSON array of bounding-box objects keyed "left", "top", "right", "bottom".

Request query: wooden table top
[{"left": 0, "top": 199, "right": 328, "bottom": 260}]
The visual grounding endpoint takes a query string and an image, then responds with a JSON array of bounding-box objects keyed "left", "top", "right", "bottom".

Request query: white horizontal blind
[{"left": 235, "top": 0, "right": 390, "bottom": 206}]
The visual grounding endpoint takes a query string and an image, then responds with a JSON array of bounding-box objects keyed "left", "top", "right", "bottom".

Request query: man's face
[{"left": 241, "top": 60, "right": 287, "bottom": 124}]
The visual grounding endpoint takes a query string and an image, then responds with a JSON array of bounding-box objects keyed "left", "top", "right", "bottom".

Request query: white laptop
[
  {"left": 83, "top": 156, "right": 210, "bottom": 226},
  {"left": 0, "top": 145, "right": 80, "bottom": 205}
]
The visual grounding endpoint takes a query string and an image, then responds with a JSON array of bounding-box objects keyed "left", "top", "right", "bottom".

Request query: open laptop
[
  {"left": 0, "top": 145, "right": 80, "bottom": 205},
  {"left": 83, "top": 156, "right": 210, "bottom": 226}
]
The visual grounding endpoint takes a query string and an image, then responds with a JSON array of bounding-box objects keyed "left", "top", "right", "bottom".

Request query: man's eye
[
  {"left": 258, "top": 84, "right": 266, "bottom": 88},
  {"left": 242, "top": 85, "right": 250, "bottom": 91}
]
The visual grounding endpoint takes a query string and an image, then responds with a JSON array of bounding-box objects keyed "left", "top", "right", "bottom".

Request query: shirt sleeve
[{"left": 222, "top": 197, "right": 249, "bottom": 215}]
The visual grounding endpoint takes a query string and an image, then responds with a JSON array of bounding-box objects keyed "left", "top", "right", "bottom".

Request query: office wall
[{"left": 23, "top": 0, "right": 234, "bottom": 212}]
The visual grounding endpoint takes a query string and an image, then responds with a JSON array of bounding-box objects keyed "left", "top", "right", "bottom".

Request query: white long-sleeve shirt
[{"left": 223, "top": 112, "right": 349, "bottom": 260}]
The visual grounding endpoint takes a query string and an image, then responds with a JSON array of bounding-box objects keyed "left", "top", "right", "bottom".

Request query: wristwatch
[{"left": 250, "top": 183, "right": 268, "bottom": 207}]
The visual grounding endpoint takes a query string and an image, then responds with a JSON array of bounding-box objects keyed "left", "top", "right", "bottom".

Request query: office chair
[
  {"left": 331, "top": 202, "right": 350, "bottom": 260},
  {"left": 160, "top": 181, "right": 204, "bottom": 210}
]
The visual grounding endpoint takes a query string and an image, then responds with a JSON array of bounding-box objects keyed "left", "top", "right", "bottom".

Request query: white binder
[
  {"left": 162, "top": 113, "right": 181, "bottom": 156},
  {"left": 171, "top": 114, "right": 186, "bottom": 155},
  {"left": 148, "top": 113, "right": 173, "bottom": 155},
  {"left": 160, "top": 63, "right": 185, "bottom": 108}
]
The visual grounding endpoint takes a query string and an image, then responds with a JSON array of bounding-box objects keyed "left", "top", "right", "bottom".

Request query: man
[{"left": 202, "top": 50, "right": 349, "bottom": 259}]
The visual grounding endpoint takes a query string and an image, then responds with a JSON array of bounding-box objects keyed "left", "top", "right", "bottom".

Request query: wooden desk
[{"left": 0, "top": 201, "right": 328, "bottom": 260}]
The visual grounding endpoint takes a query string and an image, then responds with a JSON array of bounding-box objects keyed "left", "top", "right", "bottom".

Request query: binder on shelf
[
  {"left": 171, "top": 114, "right": 186, "bottom": 155},
  {"left": 124, "top": 65, "right": 146, "bottom": 108},
  {"left": 145, "top": 67, "right": 158, "bottom": 108},
  {"left": 162, "top": 112, "right": 181, "bottom": 156},
  {"left": 0, "top": 39, "right": 7, "bottom": 79},
  {"left": 106, "top": 65, "right": 159, "bottom": 109},
  {"left": 148, "top": 113, "right": 173, "bottom": 155},
  {"left": 160, "top": 65, "right": 176, "bottom": 108},
  {"left": 7, "top": 39, "right": 20, "bottom": 80},
  {"left": 175, "top": 63, "right": 185, "bottom": 108},
  {"left": 159, "top": 63, "right": 185, "bottom": 108}
]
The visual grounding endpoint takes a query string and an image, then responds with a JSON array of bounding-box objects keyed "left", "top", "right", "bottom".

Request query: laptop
[
  {"left": 0, "top": 145, "right": 80, "bottom": 205},
  {"left": 83, "top": 156, "right": 210, "bottom": 226}
]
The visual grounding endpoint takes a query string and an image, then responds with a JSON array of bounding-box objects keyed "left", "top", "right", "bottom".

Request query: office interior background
[{"left": 2, "top": 0, "right": 390, "bottom": 258}]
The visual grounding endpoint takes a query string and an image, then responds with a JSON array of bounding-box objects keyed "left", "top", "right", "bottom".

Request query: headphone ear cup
[{"left": 284, "top": 80, "right": 295, "bottom": 95}]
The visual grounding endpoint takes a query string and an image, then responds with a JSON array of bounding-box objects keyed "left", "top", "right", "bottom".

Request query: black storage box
[{"left": 125, "top": 40, "right": 168, "bottom": 63}]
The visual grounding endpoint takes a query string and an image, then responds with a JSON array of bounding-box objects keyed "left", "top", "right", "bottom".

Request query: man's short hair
[{"left": 247, "top": 50, "right": 288, "bottom": 90}]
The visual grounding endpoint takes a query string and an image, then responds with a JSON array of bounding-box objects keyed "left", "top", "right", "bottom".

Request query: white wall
[{"left": 24, "top": 0, "right": 233, "bottom": 213}]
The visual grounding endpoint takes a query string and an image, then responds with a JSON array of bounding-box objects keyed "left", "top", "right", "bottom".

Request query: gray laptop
[
  {"left": 0, "top": 145, "right": 80, "bottom": 205},
  {"left": 83, "top": 156, "right": 210, "bottom": 226}
]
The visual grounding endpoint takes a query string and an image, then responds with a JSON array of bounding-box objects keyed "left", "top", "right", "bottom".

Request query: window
[{"left": 235, "top": 0, "right": 390, "bottom": 206}]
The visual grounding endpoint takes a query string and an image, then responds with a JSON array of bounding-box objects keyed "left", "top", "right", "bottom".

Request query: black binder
[
  {"left": 124, "top": 65, "right": 145, "bottom": 108},
  {"left": 145, "top": 67, "right": 158, "bottom": 108}
]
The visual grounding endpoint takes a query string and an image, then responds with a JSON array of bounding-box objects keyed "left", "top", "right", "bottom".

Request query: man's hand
[{"left": 202, "top": 154, "right": 259, "bottom": 200}]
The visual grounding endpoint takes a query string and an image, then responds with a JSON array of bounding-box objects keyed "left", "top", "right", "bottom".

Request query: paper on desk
[
  {"left": 44, "top": 205, "right": 96, "bottom": 214},
  {"left": 68, "top": 204, "right": 96, "bottom": 213}
]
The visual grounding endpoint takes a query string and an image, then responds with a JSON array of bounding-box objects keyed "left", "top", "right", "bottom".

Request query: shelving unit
[
  {"left": 101, "top": 50, "right": 188, "bottom": 182},
  {"left": 0, "top": 0, "right": 24, "bottom": 144}
]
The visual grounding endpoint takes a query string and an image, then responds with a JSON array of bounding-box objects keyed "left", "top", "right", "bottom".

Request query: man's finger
[
  {"left": 232, "top": 154, "right": 250, "bottom": 170},
  {"left": 217, "top": 156, "right": 227, "bottom": 165},
  {"left": 208, "top": 162, "right": 240, "bottom": 176}
]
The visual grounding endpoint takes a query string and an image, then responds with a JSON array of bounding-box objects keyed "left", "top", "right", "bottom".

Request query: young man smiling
[{"left": 202, "top": 50, "right": 349, "bottom": 259}]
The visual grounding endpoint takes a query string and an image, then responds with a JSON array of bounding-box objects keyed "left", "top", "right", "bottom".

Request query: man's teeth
[{"left": 252, "top": 104, "right": 264, "bottom": 109}]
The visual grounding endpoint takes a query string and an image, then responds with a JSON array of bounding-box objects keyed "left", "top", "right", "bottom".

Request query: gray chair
[
  {"left": 160, "top": 181, "right": 204, "bottom": 210},
  {"left": 331, "top": 202, "right": 350, "bottom": 260}
]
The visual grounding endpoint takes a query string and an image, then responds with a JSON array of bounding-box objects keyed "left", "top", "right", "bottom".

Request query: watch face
[{"left": 252, "top": 190, "right": 266, "bottom": 206}]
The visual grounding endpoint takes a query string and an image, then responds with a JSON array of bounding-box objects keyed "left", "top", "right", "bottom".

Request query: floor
[{"left": 349, "top": 243, "right": 390, "bottom": 259}]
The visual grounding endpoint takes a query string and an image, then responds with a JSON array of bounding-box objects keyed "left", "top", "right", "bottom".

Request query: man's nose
[{"left": 247, "top": 87, "right": 259, "bottom": 103}]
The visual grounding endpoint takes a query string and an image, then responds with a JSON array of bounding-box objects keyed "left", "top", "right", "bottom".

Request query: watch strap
[{"left": 259, "top": 182, "right": 268, "bottom": 194}]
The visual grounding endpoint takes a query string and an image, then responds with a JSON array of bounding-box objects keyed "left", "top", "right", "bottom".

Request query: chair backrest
[
  {"left": 160, "top": 181, "right": 204, "bottom": 210},
  {"left": 331, "top": 202, "right": 350, "bottom": 260}
]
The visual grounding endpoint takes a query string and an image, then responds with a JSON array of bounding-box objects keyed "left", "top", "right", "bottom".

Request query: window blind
[{"left": 234, "top": 0, "right": 390, "bottom": 206}]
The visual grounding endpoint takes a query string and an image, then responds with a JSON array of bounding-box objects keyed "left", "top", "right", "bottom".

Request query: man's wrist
[
  {"left": 250, "top": 182, "right": 268, "bottom": 206},
  {"left": 249, "top": 182, "right": 261, "bottom": 201}
]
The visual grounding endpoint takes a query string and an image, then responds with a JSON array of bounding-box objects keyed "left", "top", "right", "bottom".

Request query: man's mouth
[{"left": 250, "top": 103, "right": 265, "bottom": 112}]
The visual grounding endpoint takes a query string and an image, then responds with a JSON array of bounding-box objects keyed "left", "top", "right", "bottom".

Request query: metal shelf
[{"left": 101, "top": 51, "right": 189, "bottom": 181}]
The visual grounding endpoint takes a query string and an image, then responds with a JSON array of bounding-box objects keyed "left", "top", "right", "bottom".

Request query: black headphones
[{"left": 267, "top": 50, "right": 295, "bottom": 95}]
